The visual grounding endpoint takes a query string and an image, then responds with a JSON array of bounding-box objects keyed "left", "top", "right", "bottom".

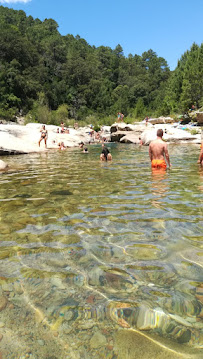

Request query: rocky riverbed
[{"left": 0, "top": 266, "right": 202, "bottom": 359}]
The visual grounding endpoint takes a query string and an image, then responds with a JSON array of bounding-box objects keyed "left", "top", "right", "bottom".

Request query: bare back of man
[{"left": 149, "top": 129, "right": 171, "bottom": 169}]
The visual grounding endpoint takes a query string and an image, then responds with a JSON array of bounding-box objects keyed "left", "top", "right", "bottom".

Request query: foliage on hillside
[
  {"left": 0, "top": 6, "right": 202, "bottom": 124},
  {"left": 162, "top": 43, "right": 203, "bottom": 115}
]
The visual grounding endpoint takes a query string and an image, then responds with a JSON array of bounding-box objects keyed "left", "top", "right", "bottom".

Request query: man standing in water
[{"left": 149, "top": 129, "right": 171, "bottom": 169}]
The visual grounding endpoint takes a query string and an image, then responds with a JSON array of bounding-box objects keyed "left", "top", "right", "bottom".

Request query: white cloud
[{"left": 0, "top": 0, "right": 31, "bottom": 3}]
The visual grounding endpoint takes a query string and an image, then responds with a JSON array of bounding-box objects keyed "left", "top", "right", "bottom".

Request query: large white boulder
[
  {"left": 148, "top": 116, "right": 174, "bottom": 125},
  {"left": 110, "top": 123, "right": 147, "bottom": 142},
  {"left": 0, "top": 123, "right": 95, "bottom": 154},
  {"left": 120, "top": 133, "right": 140, "bottom": 144},
  {"left": 110, "top": 122, "right": 136, "bottom": 133},
  {"left": 142, "top": 128, "right": 157, "bottom": 145},
  {"left": 142, "top": 124, "right": 201, "bottom": 145},
  {"left": 0, "top": 159, "right": 8, "bottom": 170},
  {"left": 111, "top": 131, "right": 128, "bottom": 142}
]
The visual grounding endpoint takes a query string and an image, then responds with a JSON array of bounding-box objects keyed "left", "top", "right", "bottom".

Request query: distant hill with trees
[{"left": 0, "top": 6, "right": 202, "bottom": 125}]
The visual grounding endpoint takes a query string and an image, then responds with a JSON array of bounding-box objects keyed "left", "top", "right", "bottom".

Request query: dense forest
[{"left": 0, "top": 5, "right": 202, "bottom": 125}]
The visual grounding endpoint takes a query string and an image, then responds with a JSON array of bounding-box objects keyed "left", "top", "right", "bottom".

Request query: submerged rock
[
  {"left": 108, "top": 301, "right": 201, "bottom": 347},
  {"left": 90, "top": 331, "right": 107, "bottom": 349},
  {"left": 0, "top": 296, "right": 7, "bottom": 311}
]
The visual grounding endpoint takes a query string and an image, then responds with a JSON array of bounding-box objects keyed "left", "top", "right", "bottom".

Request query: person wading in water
[
  {"left": 100, "top": 144, "right": 112, "bottom": 161},
  {"left": 149, "top": 129, "right": 171, "bottom": 169}
]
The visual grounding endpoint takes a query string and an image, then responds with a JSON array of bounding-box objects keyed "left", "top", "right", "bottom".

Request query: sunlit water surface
[{"left": 0, "top": 144, "right": 202, "bottom": 359}]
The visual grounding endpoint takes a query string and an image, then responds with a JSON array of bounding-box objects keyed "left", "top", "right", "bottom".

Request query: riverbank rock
[
  {"left": 110, "top": 122, "right": 146, "bottom": 142},
  {"left": 110, "top": 122, "right": 135, "bottom": 133},
  {"left": 142, "top": 124, "right": 201, "bottom": 145},
  {"left": 148, "top": 117, "right": 174, "bottom": 125},
  {"left": 196, "top": 112, "right": 203, "bottom": 124},
  {"left": 0, "top": 160, "right": 8, "bottom": 170},
  {"left": 120, "top": 133, "right": 140, "bottom": 144},
  {"left": 111, "top": 131, "right": 129, "bottom": 142},
  {"left": 0, "top": 121, "right": 201, "bottom": 155},
  {"left": 0, "top": 123, "right": 99, "bottom": 155},
  {"left": 110, "top": 122, "right": 201, "bottom": 145}
]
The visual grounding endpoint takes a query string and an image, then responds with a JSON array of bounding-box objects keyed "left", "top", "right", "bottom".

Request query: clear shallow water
[{"left": 0, "top": 144, "right": 202, "bottom": 359}]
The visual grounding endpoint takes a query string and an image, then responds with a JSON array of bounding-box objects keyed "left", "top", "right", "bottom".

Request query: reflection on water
[
  {"left": 0, "top": 144, "right": 202, "bottom": 359},
  {"left": 151, "top": 169, "right": 169, "bottom": 209}
]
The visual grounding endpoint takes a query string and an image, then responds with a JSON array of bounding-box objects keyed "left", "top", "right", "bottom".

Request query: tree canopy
[{"left": 0, "top": 5, "right": 202, "bottom": 123}]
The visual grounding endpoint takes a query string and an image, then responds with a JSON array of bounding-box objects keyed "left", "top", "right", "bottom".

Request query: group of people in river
[{"left": 38, "top": 125, "right": 203, "bottom": 168}]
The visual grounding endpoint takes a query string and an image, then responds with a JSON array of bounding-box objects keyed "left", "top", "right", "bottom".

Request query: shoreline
[{"left": 0, "top": 121, "right": 202, "bottom": 159}]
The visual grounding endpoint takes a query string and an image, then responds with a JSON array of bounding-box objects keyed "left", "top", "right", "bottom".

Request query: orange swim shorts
[{"left": 151, "top": 159, "right": 167, "bottom": 169}]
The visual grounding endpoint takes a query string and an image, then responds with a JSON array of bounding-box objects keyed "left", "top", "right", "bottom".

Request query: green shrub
[
  {"left": 0, "top": 107, "right": 17, "bottom": 121},
  {"left": 190, "top": 129, "right": 199, "bottom": 135}
]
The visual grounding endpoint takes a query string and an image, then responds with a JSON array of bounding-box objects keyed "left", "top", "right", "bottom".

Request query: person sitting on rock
[
  {"left": 100, "top": 144, "right": 112, "bottom": 161},
  {"left": 39, "top": 125, "right": 48, "bottom": 148}
]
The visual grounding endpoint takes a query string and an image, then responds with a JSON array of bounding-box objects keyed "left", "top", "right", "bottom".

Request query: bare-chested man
[{"left": 149, "top": 129, "right": 171, "bottom": 169}]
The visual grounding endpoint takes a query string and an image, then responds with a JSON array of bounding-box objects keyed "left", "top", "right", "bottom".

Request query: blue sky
[{"left": 0, "top": 0, "right": 203, "bottom": 70}]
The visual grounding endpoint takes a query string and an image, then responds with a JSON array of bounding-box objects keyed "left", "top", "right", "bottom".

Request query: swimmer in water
[
  {"left": 100, "top": 144, "right": 112, "bottom": 161},
  {"left": 83, "top": 147, "right": 88, "bottom": 153}
]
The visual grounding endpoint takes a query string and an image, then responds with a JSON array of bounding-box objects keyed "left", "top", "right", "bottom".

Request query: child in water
[{"left": 83, "top": 147, "right": 88, "bottom": 153}]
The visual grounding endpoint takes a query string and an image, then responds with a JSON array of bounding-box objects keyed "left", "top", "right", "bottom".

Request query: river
[{"left": 0, "top": 143, "right": 202, "bottom": 359}]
